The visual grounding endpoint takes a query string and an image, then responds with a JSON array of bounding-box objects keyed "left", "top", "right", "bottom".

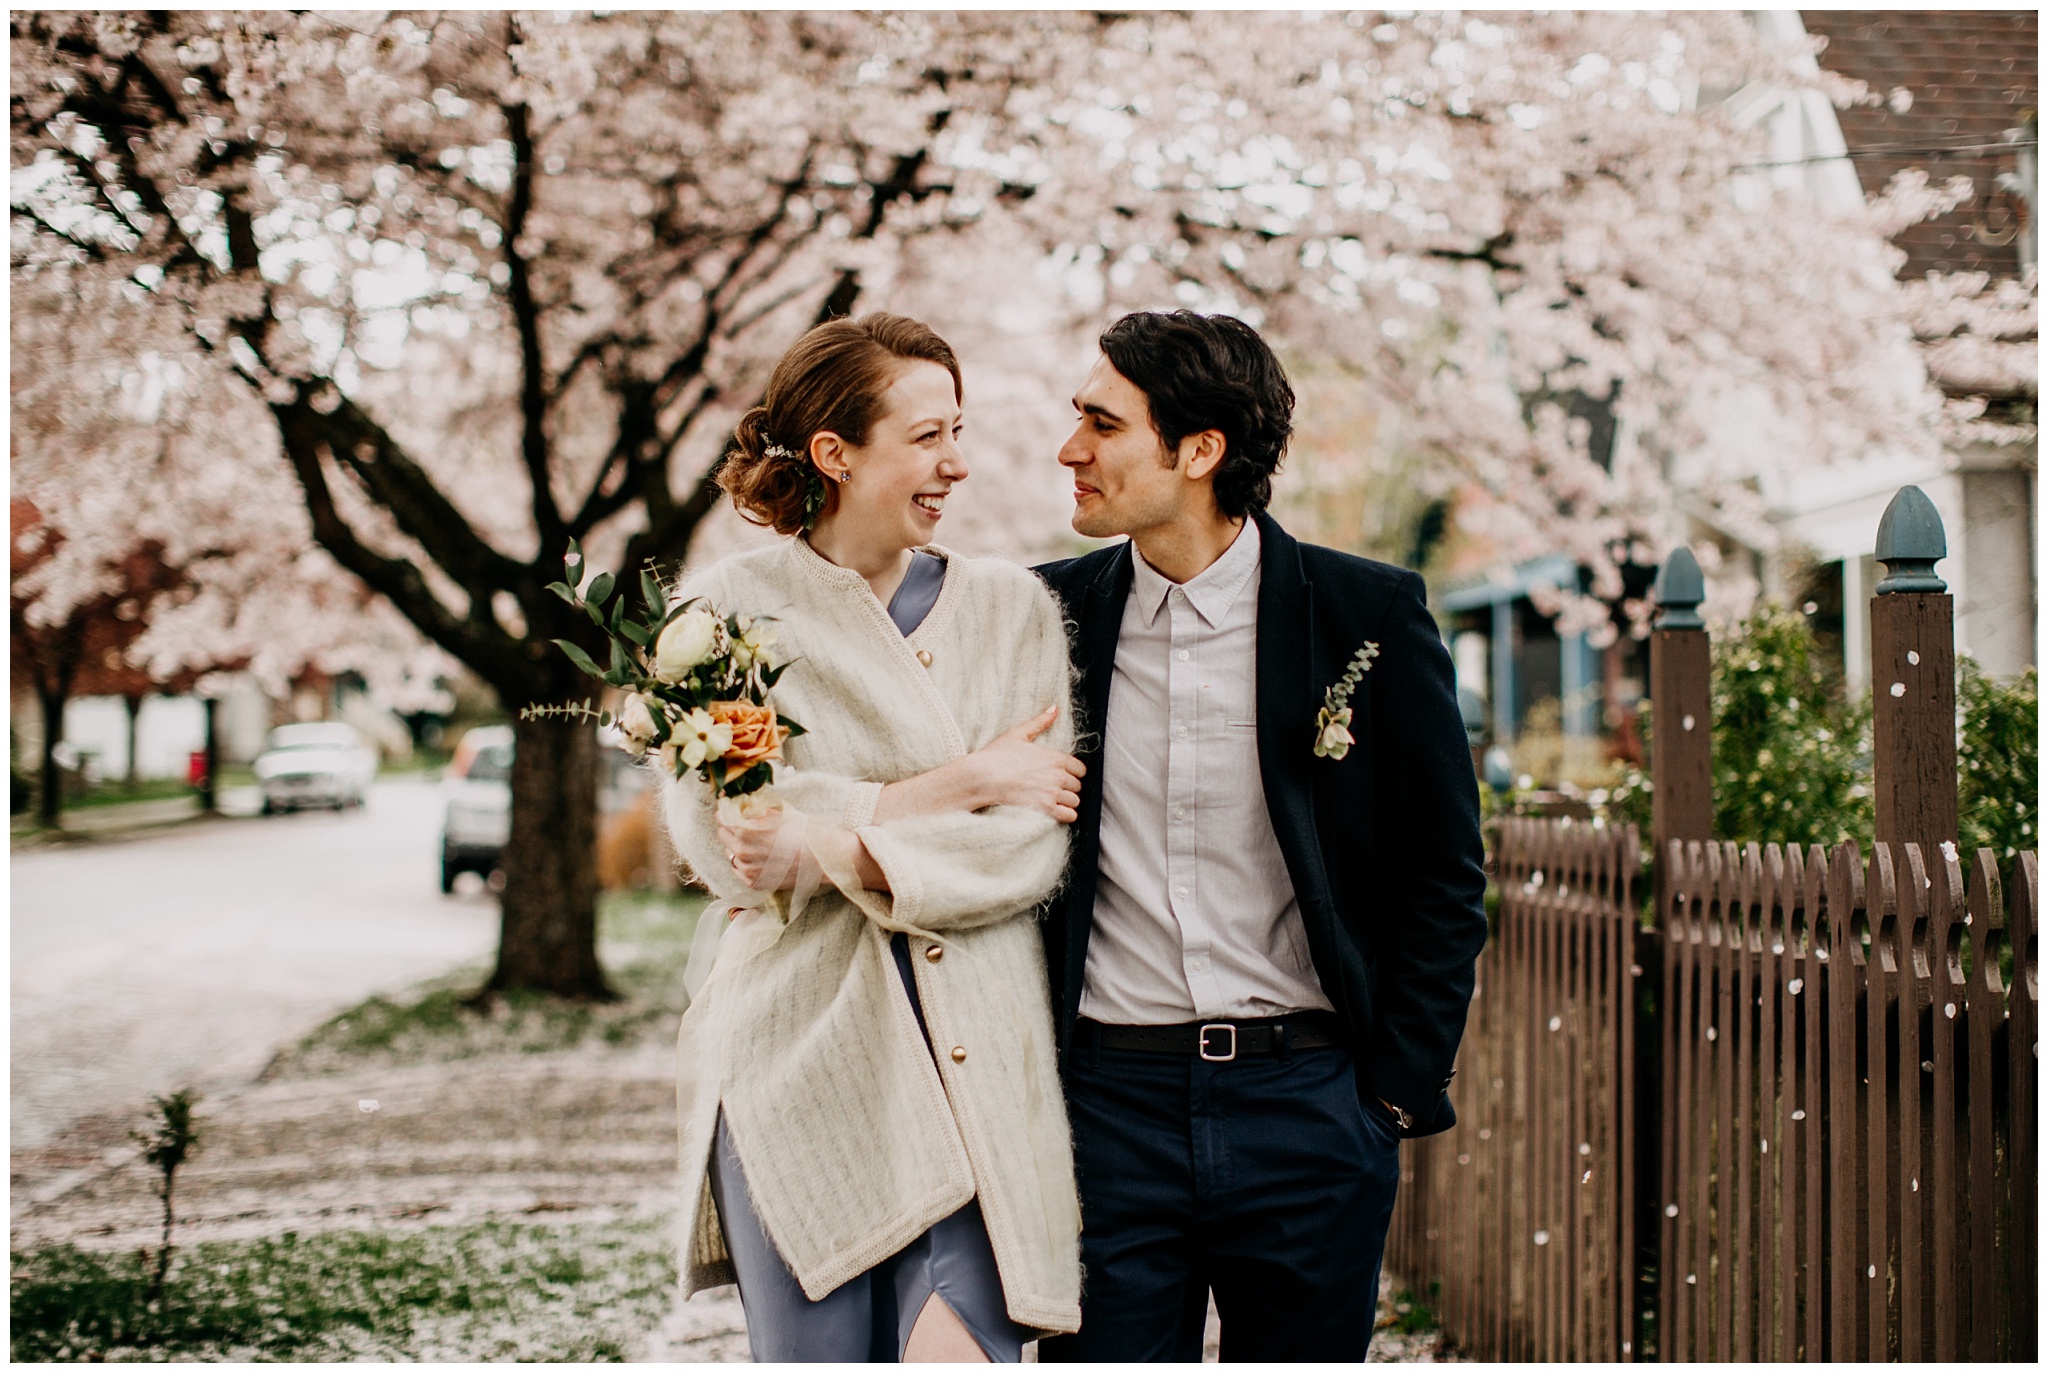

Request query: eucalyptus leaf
[{"left": 552, "top": 639, "right": 605, "bottom": 680}]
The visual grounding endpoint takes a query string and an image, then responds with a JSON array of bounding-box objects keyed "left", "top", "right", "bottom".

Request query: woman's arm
[
  {"left": 717, "top": 582, "right": 1080, "bottom": 930},
  {"left": 872, "top": 705, "right": 1083, "bottom": 824},
  {"left": 843, "top": 585, "right": 1078, "bottom": 932},
  {"left": 718, "top": 701, "right": 1082, "bottom": 889}
]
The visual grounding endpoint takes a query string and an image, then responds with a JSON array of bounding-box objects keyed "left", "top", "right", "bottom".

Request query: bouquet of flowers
[{"left": 521, "top": 539, "right": 804, "bottom": 803}]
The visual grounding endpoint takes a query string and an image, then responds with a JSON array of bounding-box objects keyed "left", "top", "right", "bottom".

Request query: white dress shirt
[{"left": 1079, "top": 519, "right": 1335, "bottom": 1024}]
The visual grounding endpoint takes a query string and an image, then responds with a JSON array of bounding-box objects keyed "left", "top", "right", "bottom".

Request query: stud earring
[{"left": 835, "top": 472, "right": 849, "bottom": 484}]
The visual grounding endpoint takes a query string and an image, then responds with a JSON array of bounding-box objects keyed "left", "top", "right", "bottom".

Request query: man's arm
[{"left": 1358, "top": 572, "right": 1491, "bottom": 1130}]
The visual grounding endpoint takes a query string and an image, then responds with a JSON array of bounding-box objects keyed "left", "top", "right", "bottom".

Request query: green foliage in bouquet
[
  {"left": 1958, "top": 659, "right": 2037, "bottom": 862},
  {"left": 521, "top": 540, "right": 805, "bottom": 798}
]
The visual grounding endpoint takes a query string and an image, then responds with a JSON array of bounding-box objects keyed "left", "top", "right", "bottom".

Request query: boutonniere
[{"left": 1313, "top": 640, "right": 1379, "bottom": 760}]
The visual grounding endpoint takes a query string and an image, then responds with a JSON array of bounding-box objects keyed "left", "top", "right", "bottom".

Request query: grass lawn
[
  {"left": 61, "top": 777, "right": 201, "bottom": 810},
  {"left": 267, "top": 890, "right": 704, "bottom": 1075},
  {"left": 11, "top": 1219, "right": 675, "bottom": 1362}
]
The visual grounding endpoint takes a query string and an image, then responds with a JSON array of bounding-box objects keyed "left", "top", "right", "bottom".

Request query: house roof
[{"left": 1799, "top": 9, "right": 2035, "bottom": 279}]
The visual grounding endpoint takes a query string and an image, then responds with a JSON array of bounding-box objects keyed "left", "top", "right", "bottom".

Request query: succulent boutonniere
[{"left": 1313, "top": 640, "right": 1380, "bottom": 760}]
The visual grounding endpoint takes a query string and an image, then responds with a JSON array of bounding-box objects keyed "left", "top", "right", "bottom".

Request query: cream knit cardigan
[{"left": 661, "top": 535, "right": 1082, "bottom": 1334}]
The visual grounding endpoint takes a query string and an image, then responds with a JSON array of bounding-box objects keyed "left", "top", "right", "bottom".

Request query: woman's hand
[
  {"left": 718, "top": 815, "right": 890, "bottom": 896},
  {"left": 876, "top": 704, "right": 1085, "bottom": 824},
  {"left": 716, "top": 811, "right": 794, "bottom": 890}
]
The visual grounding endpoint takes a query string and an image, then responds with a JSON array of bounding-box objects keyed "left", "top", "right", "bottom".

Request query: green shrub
[
  {"left": 1958, "top": 659, "right": 2038, "bottom": 863},
  {"left": 1597, "top": 608, "right": 2038, "bottom": 862},
  {"left": 1709, "top": 601, "right": 1873, "bottom": 846},
  {"left": 1593, "top": 602, "right": 1872, "bottom": 844}
]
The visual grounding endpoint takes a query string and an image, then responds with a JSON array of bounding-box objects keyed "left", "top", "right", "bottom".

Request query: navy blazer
[{"left": 1033, "top": 510, "right": 1489, "bottom": 1137}]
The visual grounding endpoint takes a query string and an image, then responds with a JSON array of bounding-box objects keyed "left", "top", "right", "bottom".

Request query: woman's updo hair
[{"left": 721, "top": 313, "right": 963, "bottom": 535}]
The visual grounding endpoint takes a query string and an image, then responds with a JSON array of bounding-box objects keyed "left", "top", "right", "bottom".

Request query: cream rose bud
[
  {"left": 1314, "top": 707, "right": 1355, "bottom": 760},
  {"left": 654, "top": 610, "right": 720, "bottom": 683},
  {"left": 617, "top": 693, "right": 658, "bottom": 756},
  {"left": 730, "top": 619, "right": 777, "bottom": 671}
]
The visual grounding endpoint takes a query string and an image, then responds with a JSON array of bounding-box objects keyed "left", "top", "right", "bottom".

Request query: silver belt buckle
[{"left": 1198, "top": 1023, "right": 1237, "bottom": 1062}]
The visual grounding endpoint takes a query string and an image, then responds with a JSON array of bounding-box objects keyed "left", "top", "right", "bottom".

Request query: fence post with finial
[
  {"left": 1870, "top": 485, "right": 1958, "bottom": 859},
  {"left": 1645, "top": 544, "right": 1712, "bottom": 1361},
  {"left": 1650, "top": 546, "right": 1713, "bottom": 863}
]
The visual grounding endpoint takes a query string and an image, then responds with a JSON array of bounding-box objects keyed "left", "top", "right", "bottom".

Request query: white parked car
[
  {"left": 441, "top": 724, "right": 514, "bottom": 893},
  {"left": 254, "top": 722, "right": 378, "bottom": 813}
]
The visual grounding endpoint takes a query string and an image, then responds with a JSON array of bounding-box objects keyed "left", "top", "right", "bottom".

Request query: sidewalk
[{"left": 11, "top": 786, "right": 263, "bottom": 849}]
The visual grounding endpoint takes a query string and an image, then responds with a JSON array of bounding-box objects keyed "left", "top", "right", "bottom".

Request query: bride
[{"left": 662, "top": 313, "right": 1085, "bottom": 1362}]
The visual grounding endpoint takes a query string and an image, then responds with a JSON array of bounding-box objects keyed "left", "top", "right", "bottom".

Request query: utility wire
[{"left": 1735, "top": 139, "right": 2037, "bottom": 171}]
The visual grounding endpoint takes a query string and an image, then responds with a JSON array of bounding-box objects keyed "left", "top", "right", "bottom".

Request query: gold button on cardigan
[{"left": 662, "top": 537, "right": 1083, "bottom": 1336}]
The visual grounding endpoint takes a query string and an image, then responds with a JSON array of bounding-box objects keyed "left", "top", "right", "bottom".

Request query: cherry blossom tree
[
  {"left": 10, "top": 499, "right": 182, "bottom": 824},
  {"left": 11, "top": 9, "right": 1090, "bottom": 998},
  {"left": 998, "top": 9, "right": 1994, "bottom": 638},
  {"left": 10, "top": 259, "right": 450, "bottom": 800}
]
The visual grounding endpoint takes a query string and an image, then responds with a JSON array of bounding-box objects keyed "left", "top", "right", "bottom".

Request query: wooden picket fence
[
  {"left": 1385, "top": 817, "right": 1647, "bottom": 1361},
  {"left": 1384, "top": 829, "right": 2038, "bottom": 1361},
  {"left": 1385, "top": 489, "right": 2037, "bottom": 1361},
  {"left": 1657, "top": 838, "right": 2037, "bottom": 1361}
]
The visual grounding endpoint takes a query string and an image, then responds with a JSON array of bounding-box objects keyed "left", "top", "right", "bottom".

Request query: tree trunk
[
  {"left": 124, "top": 693, "right": 144, "bottom": 791},
  {"left": 199, "top": 697, "right": 219, "bottom": 813},
  {"left": 486, "top": 709, "right": 610, "bottom": 999},
  {"left": 36, "top": 682, "right": 65, "bottom": 829}
]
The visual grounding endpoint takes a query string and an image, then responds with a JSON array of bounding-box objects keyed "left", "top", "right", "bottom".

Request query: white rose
[
  {"left": 654, "top": 610, "right": 720, "bottom": 684},
  {"left": 617, "top": 693, "right": 658, "bottom": 757}
]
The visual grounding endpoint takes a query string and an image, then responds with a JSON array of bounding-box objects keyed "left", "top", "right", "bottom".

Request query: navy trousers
[{"left": 1037, "top": 1026, "right": 1401, "bottom": 1362}]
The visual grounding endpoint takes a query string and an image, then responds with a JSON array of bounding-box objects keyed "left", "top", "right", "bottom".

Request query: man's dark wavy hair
[{"left": 1098, "top": 310, "right": 1295, "bottom": 519}]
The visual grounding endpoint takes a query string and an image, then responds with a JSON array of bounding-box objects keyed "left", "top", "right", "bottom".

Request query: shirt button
[
  {"left": 925, "top": 945, "right": 943, "bottom": 963},
  {"left": 950, "top": 1045, "right": 968, "bottom": 1064},
  {"left": 1177, "top": 649, "right": 1191, "bottom": 662},
  {"left": 1176, "top": 725, "right": 1188, "bottom": 739},
  {"left": 1177, "top": 887, "right": 1190, "bottom": 899},
  {"left": 1172, "top": 807, "right": 1185, "bottom": 821},
  {"left": 916, "top": 650, "right": 933, "bottom": 667}
]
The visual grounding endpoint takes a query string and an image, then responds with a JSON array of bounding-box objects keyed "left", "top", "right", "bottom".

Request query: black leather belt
[{"left": 1082, "top": 1014, "right": 1342, "bottom": 1062}]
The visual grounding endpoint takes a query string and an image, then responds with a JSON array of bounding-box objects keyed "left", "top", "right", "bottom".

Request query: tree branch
[
  {"left": 502, "top": 100, "right": 565, "bottom": 555},
  {"left": 271, "top": 395, "right": 529, "bottom": 690}
]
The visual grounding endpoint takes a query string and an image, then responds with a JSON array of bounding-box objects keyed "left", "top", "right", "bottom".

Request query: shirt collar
[{"left": 1129, "top": 518, "right": 1262, "bottom": 630}]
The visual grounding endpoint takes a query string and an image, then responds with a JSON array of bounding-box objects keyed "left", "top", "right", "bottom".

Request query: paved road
[{"left": 10, "top": 777, "right": 501, "bottom": 1151}]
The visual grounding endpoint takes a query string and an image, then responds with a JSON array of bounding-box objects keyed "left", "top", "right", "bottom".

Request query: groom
[{"left": 1032, "top": 311, "right": 1488, "bottom": 1361}]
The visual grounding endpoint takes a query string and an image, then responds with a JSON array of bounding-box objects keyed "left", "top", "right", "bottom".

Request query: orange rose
[{"left": 707, "top": 699, "right": 789, "bottom": 773}]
